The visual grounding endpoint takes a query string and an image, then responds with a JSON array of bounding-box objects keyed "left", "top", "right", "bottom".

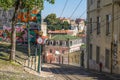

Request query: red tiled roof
[
  {"left": 48, "top": 30, "right": 73, "bottom": 34},
  {"left": 42, "top": 36, "right": 48, "bottom": 39},
  {"left": 77, "top": 34, "right": 86, "bottom": 37}
]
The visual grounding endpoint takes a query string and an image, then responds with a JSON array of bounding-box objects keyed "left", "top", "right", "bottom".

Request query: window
[
  {"left": 50, "top": 41, "right": 53, "bottom": 45},
  {"left": 53, "top": 41, "right": 56, "bottom": 45},
  {"left": 50, "top": 49, "right": 52, "bottom": 53},
  {"left": 90, "top": 18, "right": 92, "bottom": 33},
  {"left": 70, "top": 41, "right": 72, "bottom": 46},
  {"left": 60, "top": 41, "right": 62, "bottom": 46},
  {"left": 97, "top": 17, "right": 101, "bottom": 34},
  {"left": 56, "top": 41, "right": 59, "bottom": 45},
  {"left": 97, "top": 0, "right": 100, "bottom": 8},
  {"left": 46, "top": 40, "right": 49, "bottom": 45},
  {"left": 96, "top": 46, "right": 100, "bottom": 63},
  {"left": 90, "top": 0, "right": 93, "bottom": 5},
  {"left": 89, "top": 44, "right": 92, "bottom": 59},
  {"left": 106, "top": 15, "right": 111, "bottom": 35},
  {"left": 105, "top": 49, "right": 110, "bottom": 68}
]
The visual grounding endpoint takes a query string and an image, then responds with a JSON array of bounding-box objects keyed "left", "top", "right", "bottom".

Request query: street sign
[{"left": 37, "top": 37, "right": 43, "bottom": 44}]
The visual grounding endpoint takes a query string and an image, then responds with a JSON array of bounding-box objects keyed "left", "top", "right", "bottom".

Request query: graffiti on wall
[{"left": 0, "top": 25, "right": 39, "bottom": 43}]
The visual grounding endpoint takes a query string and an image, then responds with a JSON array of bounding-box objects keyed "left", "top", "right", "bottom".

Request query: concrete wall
[{"left": 87, "top": 0, "right": 120, "bottom": 74}]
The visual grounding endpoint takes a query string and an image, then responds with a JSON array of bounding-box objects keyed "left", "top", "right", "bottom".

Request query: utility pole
[
  {"left": 110, "top": 0, "right": 114, "bottom": 74},
  {"left": 37, "top": 12, "right": 42, "bottom": 73},
  {"left": 86, "top": 0, "right": 90, "bottom": 70}
]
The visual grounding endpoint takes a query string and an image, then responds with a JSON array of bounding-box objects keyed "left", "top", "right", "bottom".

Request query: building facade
[
  {"left": 44, "top": 34, "right": 83, "bottom": 64},
  {"left": 41, "top": 22, "right": 47, "bottom": 36},
  {"left": 87, "top": 0, "right": 120, "bottom": 74}
]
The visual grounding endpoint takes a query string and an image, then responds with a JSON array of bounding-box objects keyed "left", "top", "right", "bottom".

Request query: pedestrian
[{"left": 99, "top": 62, "right": 102, "bottom": 72}]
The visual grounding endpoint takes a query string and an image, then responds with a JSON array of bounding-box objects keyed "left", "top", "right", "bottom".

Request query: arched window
[
  {"left": 66, "top": 41, "right": 68, "bottom": 46},
  {"left": 50, "top": 41, "right": 53, "bottom": 45},
  {"left": 50, "top": 49, "right": 52, "bottom": 53},
  {"left": 56, "top": 41, "right": 59, "bottom": 45},
  {"left": 53, "top": 40, "right": 56, "bottom": 46},
  {"left": 70, "top": 41, "right": 72, "bottom": 46},
  {"left": 60, "top": 41, "right": 62, "bottom": 46},
  {"left": 46, "top": 40, "right": 49, "bottom": 45}
]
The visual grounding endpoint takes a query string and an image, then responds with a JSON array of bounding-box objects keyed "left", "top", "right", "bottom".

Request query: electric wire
[
  {"left": 79, "top": 9, "right": 86, "bottom": 18},
  {"left": 69, "top": 0, "right": 83, "bottom": 18},
  {"left": 60, "top": 0, "right": 68, "bottom": 17}
]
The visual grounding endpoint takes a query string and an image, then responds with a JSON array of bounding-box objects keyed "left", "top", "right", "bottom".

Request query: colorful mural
[{"left": 0, "top": 25, "right": 39, "bottom": 43}]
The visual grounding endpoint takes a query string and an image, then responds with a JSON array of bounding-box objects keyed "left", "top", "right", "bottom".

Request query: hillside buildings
[
  {"left": 44, "top": 34, "right": 83, "bottom": 64},
  {"left": 87, "top": 0, "right": 120, "bottom": 74}
]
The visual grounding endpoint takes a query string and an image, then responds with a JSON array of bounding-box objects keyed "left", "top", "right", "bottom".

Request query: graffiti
[{"left": 0, "top": 25, "right": 39, "bottom": 43}]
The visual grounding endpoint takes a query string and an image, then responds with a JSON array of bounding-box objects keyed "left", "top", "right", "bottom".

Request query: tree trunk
[
  {"left": 9, "top": 22, "right": 16, "bottom": 61},
  {"left": 9, "top": 0, "right": 20, "bottom": 61}
]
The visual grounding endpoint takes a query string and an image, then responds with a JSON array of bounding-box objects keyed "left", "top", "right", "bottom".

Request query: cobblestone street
[{"left": 40, "top": 64, "right": 118, "bottom": 80}]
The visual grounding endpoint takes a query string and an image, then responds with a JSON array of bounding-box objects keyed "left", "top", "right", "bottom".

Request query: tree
[
  {"left": 0, "top": 0, "right": 54, "bottom": 61},
  {"left": 44, "top": 13, "right": 70, "bottom": 30},
  {"left": 44, "top": 13, "right": 57, "bottom": 25},
  {"left": 62, "top": 21, "right": 70, "bottom": 30}
]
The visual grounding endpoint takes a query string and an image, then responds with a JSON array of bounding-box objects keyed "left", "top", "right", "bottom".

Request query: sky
[{"left": 42, "top": 0, "right": 87, "bottom": 20}]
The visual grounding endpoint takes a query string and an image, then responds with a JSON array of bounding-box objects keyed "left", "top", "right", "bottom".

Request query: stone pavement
[
  {"left": 51, "top": 63, "right": 120, "bottom": 80},
  {"left": 24, "top": 63, "right": 120, "bottom": 80},
  {"left": 40, "top": 64, "right": 54, "bottom": 78},
  {"left": 88, "top": 69, "right": 120, "bottom": 80}
]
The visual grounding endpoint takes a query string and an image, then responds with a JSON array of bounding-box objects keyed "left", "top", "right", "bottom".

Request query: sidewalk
[
  {"left": 40, "top": 64, "right": 54, "bottom": 78},
  {"left": 24, "top": 64, "right": 54, "bottom": 78}
]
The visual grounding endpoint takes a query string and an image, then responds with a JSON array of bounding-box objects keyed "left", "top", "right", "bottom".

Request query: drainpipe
[{"left": 110, "top": 0, "right": 114, "bottom": 74}]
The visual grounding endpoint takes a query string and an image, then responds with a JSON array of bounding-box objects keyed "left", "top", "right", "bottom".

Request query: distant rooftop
[
  {"left": 48, "top": 30, "right": 73, "bottom": 34},
  {"left": 51, "top": 35, "right": 79, "bottom": 40}
]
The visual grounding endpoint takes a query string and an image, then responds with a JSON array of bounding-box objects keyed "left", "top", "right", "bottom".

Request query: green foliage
[
  {"left": 62, "top": 21, "right": 70, "bottom": 30},
  {"left": 44, "top": 13, "right": 57, "bottom": 25},
  {"left": 44, "top": 13, "right": 70, "bottom": 30},
  {"left": 0, "top": 0, "right": 15, "bottom": 10},
  {"left": 22, "top": 0, "right": 43, "bottom": 10},
  {"left": 0, "top": 0, "right": 54, "bottom": 10}
]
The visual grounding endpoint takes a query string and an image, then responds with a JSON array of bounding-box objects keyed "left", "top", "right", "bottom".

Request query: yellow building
[{"left": 87, "top": 0, "right": 120, "bottom": 74}]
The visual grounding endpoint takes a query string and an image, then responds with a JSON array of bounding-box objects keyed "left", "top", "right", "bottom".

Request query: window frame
[
  {"left": 89, "top": 44, "right": 93, "bottom": 59},
  {"left": 105, "top": 49, "right": 110, "bottom": 69},
  {"left": 96, "top": 46, "right": 100, "bottom": 63},
  {"left": 90, "top": 18, "right": 93, "bottom": 34},
  {"left": 50, "top": 49, "right": 52, "bottom": 53},
  {"left": 106, "top": 14, "right": 111, "bottom": 35},
  {"left": 97, "top": 16, "right": 101, "bottom": 35}
]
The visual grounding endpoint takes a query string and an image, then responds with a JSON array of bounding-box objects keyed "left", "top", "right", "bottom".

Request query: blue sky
[{"left": 42, "top": 0, "right": 87, "bottom": 20}]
